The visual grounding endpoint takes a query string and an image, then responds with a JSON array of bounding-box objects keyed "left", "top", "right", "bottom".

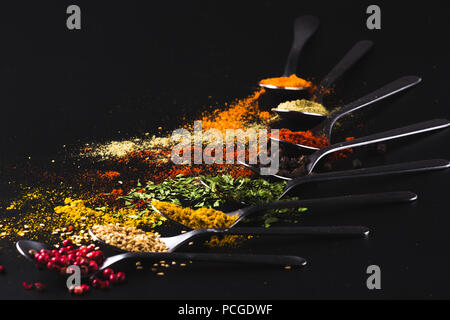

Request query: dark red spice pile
[{"left": 277, "top": 129, "right": 330, "bottom": 149}]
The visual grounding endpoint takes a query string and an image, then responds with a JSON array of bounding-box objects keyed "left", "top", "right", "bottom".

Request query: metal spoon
[
  {"left": 151, "top": 192, "right": 416, "bottom": 230},
  {"left": 279, "top": 159, "right": 450, "bottom": 198},
  {"left": 89, "top": 226, "right": 369, "bottom": 253},
  {"left": 313, "top": 40, "right": 374, "bottom": 105},
  {"left": 259, "top": 15, "right": 319, "bottom": 91},
  {"left": 272, "top": 76, "right": 422, "bottom": 151},
  {"left": 301, "top": 119, "right": 450, "bottom": 175},
  {"left": 270, "top": 39, "right": 373, "bottom": 113},
  {"left": 249, "top": 119, "right": 450, "bottom": 177},
  {"left": 241, "top": 156, "right": 449, "bottom": 188},
  {"left": 16, "top": 240, "right": 307, "bottom": 272}
]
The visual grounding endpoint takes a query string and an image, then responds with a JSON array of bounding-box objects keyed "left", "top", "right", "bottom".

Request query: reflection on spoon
[{"left": 16, "top": 239, "right": 308, "bottom": 272}]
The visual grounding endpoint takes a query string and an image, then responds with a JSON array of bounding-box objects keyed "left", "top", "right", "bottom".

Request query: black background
[{"left": 0, "top": 0, "right": 449, "bottom": 300}]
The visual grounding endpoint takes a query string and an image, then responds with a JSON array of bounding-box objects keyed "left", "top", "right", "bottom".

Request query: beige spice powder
[{"left": 91, "top": 224, "right": 168, "bottom": 253}]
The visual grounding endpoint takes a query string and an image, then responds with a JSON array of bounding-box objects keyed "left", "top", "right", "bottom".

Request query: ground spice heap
[
  {"left": 0, "top": 186, "right": 165, "bottom": 243},
  {"left": 200, "top": 88, "right": 270, "bottom": 133},
  {"left": 273, "top": 99, "right": 329, "bottom": 115},
  {"left": 76, "top": 89, "right": 272, "bottom": 184},
  {"left": 277, "top": 129, "right": 330, "bottom": 148},
  {"left": 259, "top": 74, "right": 313, "bottom": 89},
  {"left": 82, "top": 135, "right": 176, "bottom": 161},
  {"left": 92, "top": 224, "right": 168, "bottom": 253},
  {"left": 277, "top": 129, "right": 355, "bottom": 152},
  {"left": 151, "top": 200, "right": 237, "bottom": 229},
  {"left": 54, "top": 198, "right": 165, "bottom": 244}
]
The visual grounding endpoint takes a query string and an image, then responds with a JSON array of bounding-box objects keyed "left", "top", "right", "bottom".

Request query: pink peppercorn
[
  {"left": 102, "top": 268, "right": 114, "bottom": 278},
  {"left": 34, "top": 282, "right": 46, "bottom": 291},
  {"left": 22, "top": 282, "right": 33, "bottom": 290},
  {"left": 73, "top": 286, "right": 84, "bottom": 295},
  {"left": 116, "top": 272, "right": 126, "bottom": 283}
]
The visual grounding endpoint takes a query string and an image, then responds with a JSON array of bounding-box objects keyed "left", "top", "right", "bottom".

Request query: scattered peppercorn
[
  {"left": 34, "top": 282, "right": 46, "bottom": 291},
  {"left": 352, "top": 159, "right": 363, "bottom": 169},
  {"left": 22, "top": 282, "right": 33, "bottom": 290}
]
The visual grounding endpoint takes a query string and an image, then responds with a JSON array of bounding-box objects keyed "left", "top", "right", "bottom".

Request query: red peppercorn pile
[{"left": 32, "top": 239, "right": 126, "bottom": 295}]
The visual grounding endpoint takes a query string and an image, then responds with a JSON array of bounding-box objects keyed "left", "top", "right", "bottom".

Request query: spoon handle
[
  {"left": 111, "top": 252, "right": 307, "bottom": 268},
  {"left": 283, "top": 15, "right": 320, "bottom": 77},
  {"left": 314, "top": 40, "right": 374, "bottom": 103},
  {"left": 281, "top": 159, "right": 449, "bottom": 199},
  {"left": 318, "top": 76, "right": 422, "bottom": 139},
  {"left": 306, "top": 118, "right": 450, "bottom": 174},
  {"left": 241, "top": 191, "right": 416, "bottom": 217},
  {"left": 208, "top": 226, "right": 369, "bottom": 237}
]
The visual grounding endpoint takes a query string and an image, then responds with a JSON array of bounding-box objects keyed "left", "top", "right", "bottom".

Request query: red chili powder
[{"left": 276, "top": 129, "right": 355, "bottom": 159}]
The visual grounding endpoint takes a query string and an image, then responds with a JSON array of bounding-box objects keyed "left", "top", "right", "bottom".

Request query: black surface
[{"left": 0, "top": 0, "right": 449, "bottom": 299}]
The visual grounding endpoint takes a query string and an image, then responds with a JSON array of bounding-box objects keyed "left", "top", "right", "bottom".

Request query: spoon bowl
[
  {"left": 89, "top": 226, "right": 370, "bottom": 254},
  {"left": 271, "top": 40, "right": 374, "bottom": 122},
  {"left": 259, "top": 83, "right": 311, "bottom": 91},
  {"left": 151, "top": 191, "right": 416, "bottom": 230},
  {"left": 16, "top": 240, "right": 308, "bottom": 271},
  {"left": 258, "top": 15, "right": 319, "bottom": 91},
  {"left": 261, "top": 119, "right": 450, "bottom": 178},
  {"left": 271, "top": 76, "right": 423, "bottom": 152},
  {"left": 271, "top": 108, "right": 326, "bottom": 123}
]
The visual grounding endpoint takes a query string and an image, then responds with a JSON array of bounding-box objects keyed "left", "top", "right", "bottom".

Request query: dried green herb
[{"left": 122, "top": 175, "right": 307, "bottom": 227}]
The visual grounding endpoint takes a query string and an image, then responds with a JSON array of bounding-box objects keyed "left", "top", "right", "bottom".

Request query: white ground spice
[
  {"left": 92, "top": 224, "right": 168, "bottom": 253},
  {"left": 81, "top": 135, "right": 175, "bottom": 160},
  {"left": 273, "top": 99, "right": 329, "bottom": 115}
]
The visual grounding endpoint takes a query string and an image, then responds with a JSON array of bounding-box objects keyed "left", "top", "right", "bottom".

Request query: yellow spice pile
[
  {"left": 151, "top": 200, "right": 237, "bottom": 229},
  {"left": 0, "top": 186, "right": 165, "bottom": 244}
]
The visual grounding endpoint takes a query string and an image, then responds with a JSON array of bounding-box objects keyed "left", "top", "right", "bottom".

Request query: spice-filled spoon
[
  {"left": 252, "top": 118, "right": 450, "bottom": 177},
  {"left": 271, "top": 76, "right": 422, "bottom": 152},
  {"left": 300, "top": 118, "right": 450, "bottom": 175},
  {"left": 16, "top": 240, "right": 307, "bottom": 272},
  {"left": 240, "top": 158, "right": 450, "bottom": 191},
  {"left": 271, "top": 40, "right": 373, "bottom": 118},
  {"left": 259, "top": 15, "right": 319, "bottom": 91},
  {"left": 151, "top": 191, "right": 416, "bottom": 229},
  {"left": 89, "top": 226, "right": 370, "bottom": 253}
]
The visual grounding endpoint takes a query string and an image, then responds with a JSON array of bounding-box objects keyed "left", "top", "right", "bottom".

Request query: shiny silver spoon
[
  {"left": 151, "top": 192, "right": 416, "bottom": 230},
  {"left": 259, "top": 15, "right": 319, "bottom": 91},
  {"left": 281, "top": 159, "right": 449, "bottom": 198},
  {"left": 252, "top": 118, "right": 450, "bottom": 177},
  {"left": 271, "top": 76, "right": 422, "bottom": 152},
  {"left": 240, "top": 159, "right": 449, "bottom": 197},
  {"left": 89, "top": 226, "right": 369, "bottom": 253},
  {"left": 16, "top": 240, "right": 308, "bottom": 271},
  {"left": 270, "top": 39, "right": 373, "bottom": 113},
  {"left": 302, "top": 119, "right": 450, "bottom": 175}
]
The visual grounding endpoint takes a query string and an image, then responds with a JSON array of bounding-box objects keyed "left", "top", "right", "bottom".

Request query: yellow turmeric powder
[
  {"left": 151, "top": 200, "right": 237, "bottom": 229},
  {"left": 0, "top": 186, "right": 164, "bottom": 244}
]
